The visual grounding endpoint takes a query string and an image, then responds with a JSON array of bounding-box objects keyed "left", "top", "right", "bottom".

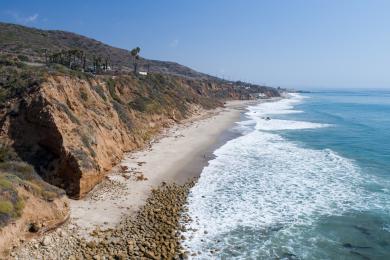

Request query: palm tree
[
  {"left": 104, "top": 56, "right": 110, "bottom": 71},
  {"left": 130, "top": 47, "right": 141, "bottom": 73}
]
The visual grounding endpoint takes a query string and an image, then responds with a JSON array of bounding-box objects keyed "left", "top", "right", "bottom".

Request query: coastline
[
  {"left": 70, "top": 99, "right": 260, "bottom": 236},
  {"left": 11, "top": 99, "right": 268, "bottom": 258}
]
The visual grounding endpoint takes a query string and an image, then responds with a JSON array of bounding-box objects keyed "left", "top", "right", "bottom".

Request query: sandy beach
[
  {"left": 12, "top": 99, "right": 271, "bottom": 259},
  {"left": 69, "top": 100, "right": 260, "bottom": 238}
]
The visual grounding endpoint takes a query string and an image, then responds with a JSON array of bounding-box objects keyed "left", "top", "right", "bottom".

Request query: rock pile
[{"left": 12, "top": 181, "right": 195, "bottom": 259}]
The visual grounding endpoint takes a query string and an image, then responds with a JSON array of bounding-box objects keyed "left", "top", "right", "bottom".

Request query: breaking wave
[{"left": 181, "top": 94, "right": 375, "bottom": 259}]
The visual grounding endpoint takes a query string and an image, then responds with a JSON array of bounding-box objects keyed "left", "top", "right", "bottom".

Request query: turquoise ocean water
[{"left": 181, "top": 91, "right": 390, "bottom": 259}]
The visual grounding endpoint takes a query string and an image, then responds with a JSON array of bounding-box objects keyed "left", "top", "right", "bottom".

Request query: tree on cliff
[{"left": 130, "top": 47, "right": 141, "bottom": 73}]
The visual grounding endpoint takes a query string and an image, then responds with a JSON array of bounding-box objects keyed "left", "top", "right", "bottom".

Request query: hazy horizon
[{"left": 1, "top": 0, "right": 390, "bottom": 89}]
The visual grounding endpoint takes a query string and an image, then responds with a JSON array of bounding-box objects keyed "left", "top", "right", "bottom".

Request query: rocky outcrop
[{"left": 0, "top": 72, "right": 279, "bottom": 199}]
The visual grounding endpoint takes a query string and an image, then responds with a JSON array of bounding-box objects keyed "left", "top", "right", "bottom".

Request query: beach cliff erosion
[
  {"left": 7, "top": 94, "right": 273, "bottom": 258},
  {"left": 0, "top": 21, "right": 281, "bottom": 257},
  {"left": 0, "top": 73, "right": 278, "bottom": 200},
  {"left": 0, "top": 56, "right": 280, "bottom": 257}
]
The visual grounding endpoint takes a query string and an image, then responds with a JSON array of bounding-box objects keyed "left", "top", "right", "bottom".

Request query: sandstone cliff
[
  {"left": 0, "top": 24, "right": 280, "bottom": 254},
  {"left": 0, "top": 71, "right": 279, "bottom": 199}
]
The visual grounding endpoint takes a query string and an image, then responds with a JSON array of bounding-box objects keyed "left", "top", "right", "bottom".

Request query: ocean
[{"left": 181, "top": 91, "right": 390, "bottom": 259}]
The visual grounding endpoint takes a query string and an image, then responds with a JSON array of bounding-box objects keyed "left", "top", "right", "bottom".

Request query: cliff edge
[{"left": 1, "top": 67, "right": 279, "bottom": 199}]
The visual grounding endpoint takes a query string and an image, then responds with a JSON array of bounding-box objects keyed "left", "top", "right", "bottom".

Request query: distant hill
[{"left": 0, "top": 22, "right": 217, "bottom": 80}]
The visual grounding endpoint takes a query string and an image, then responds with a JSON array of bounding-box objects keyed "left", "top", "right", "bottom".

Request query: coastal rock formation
[
  {"left": 0, "top": 21, "right": 281, "bottom": 257},
  {"left": 0, "top": 72, "right": 279, "bottom": 199}
]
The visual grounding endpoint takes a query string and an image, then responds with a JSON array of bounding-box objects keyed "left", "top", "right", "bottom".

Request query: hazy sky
[{"left": 1, "top": 0, "right": 390, "bottom": 89}]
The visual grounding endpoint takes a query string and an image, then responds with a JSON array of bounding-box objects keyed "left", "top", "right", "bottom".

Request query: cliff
[
  {"left": 0, "top": 24, "right": 280, "bottom": 252},
  {"left": 0, "top": 65, "right": 279, "bottom": 199}
]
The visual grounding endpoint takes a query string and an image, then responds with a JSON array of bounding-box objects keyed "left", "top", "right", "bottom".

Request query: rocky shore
[
  {"left": 10, "top": 100, "right": 264, "bottom": 259},
  {"left": 12, "top": 181, "right": 195, "bottom": 259}
]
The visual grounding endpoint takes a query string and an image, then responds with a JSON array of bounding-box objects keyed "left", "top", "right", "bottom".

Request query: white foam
[
  {"left": 181, "top": 93, "right": 369, "bottom": 259},
  {"left": 181, "top": 131, "right": 366, "bottom": 258},
  {"left": 384, "top": 224, "right": 390, "bottom": 233},
  {"left": 247, "top": 93, "right": 305, "bottom": 117},
  {"left": 254, "top": 118, "right": 328, "bottom": 131},
  {"left": 244, "top": 93, "right": 331, "bottom": 131}
]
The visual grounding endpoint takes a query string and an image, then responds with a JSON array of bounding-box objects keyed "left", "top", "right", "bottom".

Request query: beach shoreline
[
  {"left": 70, "top": 99, "right": 261, "bottom": 237},
  {"left": 12, "top": 98, "right": 275, "bottom": 259}
]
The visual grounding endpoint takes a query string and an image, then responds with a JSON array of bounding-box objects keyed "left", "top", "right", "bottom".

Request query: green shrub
[
  {"left": 0, "top": 159, "right": 63, "bottom": 227},
  {"left": 112, "top": 100, "right": 133, "bottom": 129},
  {"left": 0, "top": 61, "right": 45, "bottom": 104},
  {"left": 80, "top": 88, "right": 88, "bottom": 101},
  {"left": 56, "top": 102, "right": 81, "bottom": 125},
  {"left": 0, "top": 200, "right": 14, "bottom": 215},
  {"left": 0, "top": 89, "right": 7, "bottom": 104},
  {"left": 128, "top": 96, "right": 149, "bottom": 112},
  {"left": 17, "top": 55, "right": 29, "bottom": 62},
  {"left": 79, "top": 131, "right": 97, "bottom": 158},
  {"left": 49, "top": 64, "right": 92, "bottom": 80},
  {"left": 0, "top": 177, "right": 12, "bottom": 189},
  {"left": 41, "top": 190, "right": 58, "bottom": 201},
  {"left": 92, "top": 85, "right": 107, "bottom": 101},
  {"left": 14, "top": 198, "right": 24, "bottom": 216},
  {"left": 106, "top": 78, "right": 121, "bottom": 103},
  {"left": 72, "top": 148, "right": 97, "bottom": 170},
  {"left": 0, "top": 161, "right": 35, "bottom": 180},
  {"left": 128, "top": 96, "right": 161, "bottom": 113},
  {"left": 0, "top": 143, "right": 18, "bottom": 162}
]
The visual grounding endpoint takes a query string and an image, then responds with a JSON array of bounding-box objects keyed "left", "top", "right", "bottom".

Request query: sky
[{"left": 1, "top": 0, "right": 390, "bottom": 89}]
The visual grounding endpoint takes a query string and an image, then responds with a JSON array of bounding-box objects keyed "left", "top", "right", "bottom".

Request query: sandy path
[{"left": 69, "top": 100, "right": 258, "bottom": 238}]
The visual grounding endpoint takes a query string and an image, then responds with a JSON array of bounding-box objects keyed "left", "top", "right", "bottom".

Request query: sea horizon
[{"left": 1, "top": 1, "right": 390, "bottom": 258}]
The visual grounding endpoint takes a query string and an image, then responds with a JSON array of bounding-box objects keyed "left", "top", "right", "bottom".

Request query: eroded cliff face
[{"left": 0, "top": 73, "right": 279, "bottom": 199}]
